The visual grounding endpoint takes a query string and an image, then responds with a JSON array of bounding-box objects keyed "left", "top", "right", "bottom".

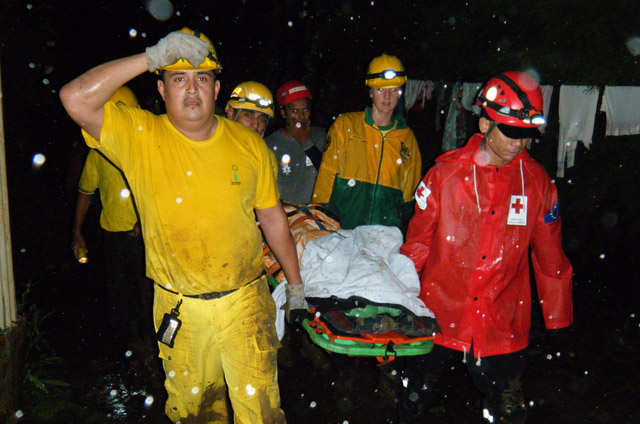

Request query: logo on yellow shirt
[
  {"left": 400, "top": 142, "right": 411, "bottom": 163},
  {"left": 231, "top": 165, "right": 241, "bottom": 185}
]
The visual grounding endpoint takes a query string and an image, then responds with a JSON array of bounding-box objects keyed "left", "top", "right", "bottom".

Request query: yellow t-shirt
[
  {"left": 82, "top": 103, "right": 279, "bottom": 294},
  {"left": 78, "top": 149, "right": 137, "bottom": 232}
]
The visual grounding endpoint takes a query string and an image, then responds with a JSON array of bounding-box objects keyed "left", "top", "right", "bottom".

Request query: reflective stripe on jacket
[
  {"left": 401, "top": 133, "right": 573, "bottom": 357},
  {"left": 312, "top": 108, "right": 422, "bottom": 229}
]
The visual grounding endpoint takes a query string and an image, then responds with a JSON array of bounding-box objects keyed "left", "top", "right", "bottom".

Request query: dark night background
[{"left": 1, "top": 0, "right": 640, "bottom": 422}]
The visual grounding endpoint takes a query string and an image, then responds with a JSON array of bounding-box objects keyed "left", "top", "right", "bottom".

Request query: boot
[
  {"left": 482, "top": 380, "right": 527, "bottom": 424},
  {"left": 397, "top": 367, "right": 440, "bottom": 423}
]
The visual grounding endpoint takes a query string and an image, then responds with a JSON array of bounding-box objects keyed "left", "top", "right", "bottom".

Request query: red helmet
[
  {"left": 276, "top": 80, "right": 312, "bottom": 108},
  {"left": 476, "top": 71, "right": 545, "bottom": 129}
]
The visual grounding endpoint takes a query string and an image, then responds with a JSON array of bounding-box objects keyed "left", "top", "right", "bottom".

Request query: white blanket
[{"left": 273, "top": 225, "right": 435, "bottom": 340}]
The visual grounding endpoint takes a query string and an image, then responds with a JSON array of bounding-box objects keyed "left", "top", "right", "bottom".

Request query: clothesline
[{"left": 405, "top": 79, "right": 640, "bottom": 177}]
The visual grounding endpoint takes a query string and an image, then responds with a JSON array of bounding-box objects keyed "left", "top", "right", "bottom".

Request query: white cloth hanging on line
[
  {"left": 404, "top": 79, "right": 426, "bottom": 111},
  {"left": 461, "top": 82, "right": 482, "bottom": 115},
  {"left": 539, "top": 85, "right": 554, "bottom": 134},
  {"left": 600, "top": 86, "right": 640, "bottom": 136},
  {"left": 557, "top": 85, "right": 600, "bottom": 178}
]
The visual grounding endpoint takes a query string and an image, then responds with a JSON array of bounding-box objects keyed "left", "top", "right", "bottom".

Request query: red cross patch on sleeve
[{"left": 415, "top": 181, "right": 431, "bottom": 210}]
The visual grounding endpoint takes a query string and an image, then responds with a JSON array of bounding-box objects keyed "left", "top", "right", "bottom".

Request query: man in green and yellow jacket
[{"left": 312, "top": 54, "right": 422, "bottom": 230}]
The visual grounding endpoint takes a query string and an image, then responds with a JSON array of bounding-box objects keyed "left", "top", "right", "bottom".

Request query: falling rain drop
[
  {"left": 600, "top": 211, "right": 618, "bottom": 228},
  {"left": 626, "top": 36, "right": 640, "bottom": 56},
  {"left": 120, "top": 189, "right": 130, "bottom": 198},
  {"left": 144, "top": 395, "right": 154, "bottom": 407},
  {"left": 287, "top": 21, "right": 293, "bottom": 27},
  {"left": 32, "top": 153, "right": 46, "bottom": 167},
  {"left": 145, "top": 0, "right": 174, "bottom": 21},
  {"left": 129, "top": 28, "right": 137, "bottom": 38},
  {"left": 245, "top": 384, "right": 256, "bottom": 396},
  {"left": 310, "top": 401, "right": 317, "bottom": 408}
]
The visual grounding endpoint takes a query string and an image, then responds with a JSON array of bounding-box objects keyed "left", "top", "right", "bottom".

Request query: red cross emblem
[
  {"left": 511, "top": 198, "right": 524, "bottom": 213},
  {"left": 417, "top": 185, "right": 425, "bottom": 198}
]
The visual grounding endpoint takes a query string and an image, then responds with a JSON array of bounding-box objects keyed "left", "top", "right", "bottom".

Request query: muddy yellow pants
[{"left": 153, "top": 277, "right": 285, "bottom": 423}]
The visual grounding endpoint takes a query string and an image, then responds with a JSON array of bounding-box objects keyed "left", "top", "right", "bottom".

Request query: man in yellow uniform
[
  {"left": 71, "top": 87, "right": 155, "bottom": 360},
  {"left": 312, "top": 54, "right": 422, "bottom": 230},
  {"left": 60, "top": 28, "right": 305, "bottom": 423},
  {"left": 224, "top": 81, "right": 274, "bottom": 136}
]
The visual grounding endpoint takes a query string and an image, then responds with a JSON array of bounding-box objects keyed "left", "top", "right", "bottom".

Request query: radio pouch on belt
[{"left": 156, "top": 299, "right": 183, "bottom": 348}]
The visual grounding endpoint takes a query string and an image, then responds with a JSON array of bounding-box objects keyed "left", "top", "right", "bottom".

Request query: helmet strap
[
  {"left": 494, "top": 74, "right": 535, "bottom": 111},
  {"left": 485, "top": 120, "right": 498, "bottom": 142}
]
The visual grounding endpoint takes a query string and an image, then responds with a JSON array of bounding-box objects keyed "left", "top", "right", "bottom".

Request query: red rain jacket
[{"left": 401, "top": 134, "right": 573, "bottom": 357}]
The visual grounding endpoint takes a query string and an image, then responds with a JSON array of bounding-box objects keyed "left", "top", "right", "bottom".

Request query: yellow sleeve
[
  {"left": 81, "top": 102, "right": 142, "bottom": 171},
  {"left": 403, "top": 131, "right": 423, "bottom": 202},
  {"left": 77, "top": 149, "right": 99, "bottom": 194},
  {"left": 254, "top": 139, "right": 280, "bottom": 210},
  {"left": 312, "top": 119, "right": 343, "bottom": 203}
]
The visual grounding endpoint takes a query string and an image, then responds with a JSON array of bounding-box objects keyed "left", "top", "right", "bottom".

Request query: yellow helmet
[
  {"left": 365, "top": 54, "right": 407, "bottom": 88},
  {"left": 161, "top": 27, "right": 222, "bottom": 73},
  {"left": 225, "top": 81, "right": 274, "bottom": 118},
  {"left": 110, "top": 86, "right": 139, "bottom": 108}
]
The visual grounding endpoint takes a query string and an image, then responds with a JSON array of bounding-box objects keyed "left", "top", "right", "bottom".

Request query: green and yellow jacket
[{"left": 312, "top": 107, "right": 422, "bottom": 229}]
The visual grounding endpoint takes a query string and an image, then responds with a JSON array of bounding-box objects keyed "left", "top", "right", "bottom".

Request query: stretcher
[
  {"left": 265, "top": 202, "right": 437, "bottom": 363},
  {"left": 301, "top": 300, "right": 436, "bottom": 363}
]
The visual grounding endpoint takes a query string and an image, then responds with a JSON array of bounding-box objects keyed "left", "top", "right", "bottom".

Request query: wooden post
[{"left": 0, "top": 62, "right": 17, "bottom": 330}]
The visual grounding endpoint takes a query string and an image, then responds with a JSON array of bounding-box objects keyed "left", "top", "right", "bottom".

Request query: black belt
[{"left": 155, "top": 269, "right": 266, "bottom": 300}]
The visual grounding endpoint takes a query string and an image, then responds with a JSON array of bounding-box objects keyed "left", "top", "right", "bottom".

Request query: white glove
[
  {"left": 145, "top": 31, "right": 210, "bottom": 72},
  {"left": 283, "top": 283, "right": 309, "bottom": 323}
]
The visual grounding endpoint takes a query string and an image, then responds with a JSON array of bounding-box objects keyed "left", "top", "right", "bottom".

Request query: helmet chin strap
[{"left": 485, "top": 120, "right": 498, "bottom": 143}]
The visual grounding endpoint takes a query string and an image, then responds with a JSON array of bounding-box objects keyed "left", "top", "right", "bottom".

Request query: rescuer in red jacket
[{"left": 398, "top": 71, "right": 573, "bottom": 424}]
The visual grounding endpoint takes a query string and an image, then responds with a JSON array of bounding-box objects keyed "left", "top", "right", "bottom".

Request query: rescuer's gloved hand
[
  {"left": 283, "top": 283, "right": 309, "bottom": 324},
  {"left": 145, "top": 31, "right": 210, "bottom": 72}
]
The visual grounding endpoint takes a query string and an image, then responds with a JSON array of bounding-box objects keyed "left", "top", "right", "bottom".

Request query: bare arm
[
  {"left": 71, "top": 192, "right": 93, "bottom": 256},
  {"left": 59, "top": 53, "right": 148, "bottom": 140},
  {"left": 255, "top": 202, "right": 302, "bottom": 286}
]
